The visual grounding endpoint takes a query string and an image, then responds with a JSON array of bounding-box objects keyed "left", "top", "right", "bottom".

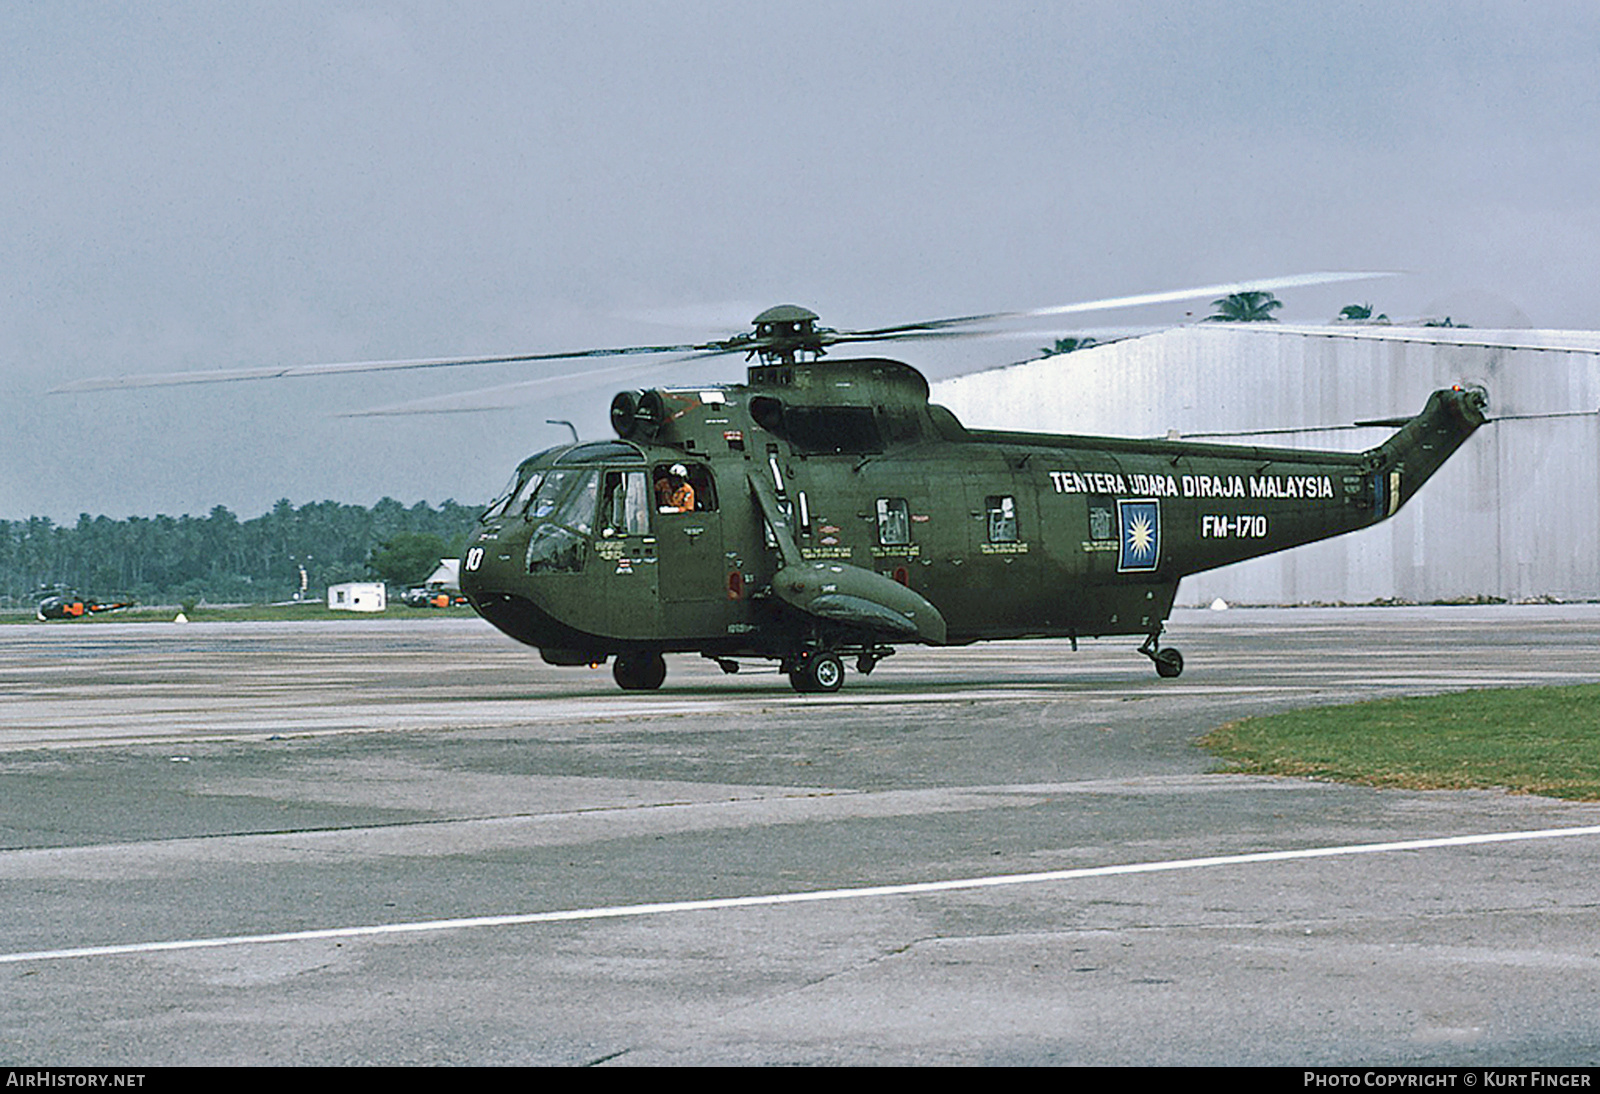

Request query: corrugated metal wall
[{"left": 933, "top": 325, "right": 1600, "bottom": 604}]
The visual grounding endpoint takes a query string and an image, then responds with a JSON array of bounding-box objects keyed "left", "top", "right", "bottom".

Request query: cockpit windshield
[
  {"left": 509, "top": 471, "right": 546, "bottom": 516},
  {"left": 526, "top": 469, "right": 585, "bottom": 522},
  {"left": 481, "top": 468, "right": 525, "bottom": 521},
  {"left": 480, "top": 446, "right": 565, "bottom": 521}
]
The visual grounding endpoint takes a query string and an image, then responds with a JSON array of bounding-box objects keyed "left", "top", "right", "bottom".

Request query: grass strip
[{"left": 1200, "top": 684, "right": 1600, "bottom": 801}]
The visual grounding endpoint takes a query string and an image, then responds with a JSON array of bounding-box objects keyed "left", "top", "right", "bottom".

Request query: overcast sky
[{"left": 6, "top": 1, "right": 1598, "bottom": 522}]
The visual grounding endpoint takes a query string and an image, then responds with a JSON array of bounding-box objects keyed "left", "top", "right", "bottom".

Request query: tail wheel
[
  {"left": 613, "top": 652, "right": 667, "bottom": 690},
  {"left": 1139, "top": 630, "right": 1184, "bottom": 679},
  {"left": 788, "top": 651, "right": 845, "bottom": 694}
]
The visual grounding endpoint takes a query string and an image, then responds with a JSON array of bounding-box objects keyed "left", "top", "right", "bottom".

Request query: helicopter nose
[{"left": 459, "top": 533, "right": 513, "bottom": 601}]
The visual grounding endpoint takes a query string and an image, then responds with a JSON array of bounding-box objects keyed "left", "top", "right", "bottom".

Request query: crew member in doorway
[{"left": 656, "top": 464, "right": 695, "bottom": 513}]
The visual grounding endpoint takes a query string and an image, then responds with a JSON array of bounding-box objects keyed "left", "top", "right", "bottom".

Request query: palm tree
[
  {"left": 1038, "top": 336, "right": 1098, "bottom": 358},
  {"left": 1206, "top": 291, "right": 1282, "bottom": 322},
  {"left": 1337, "top": 302, "right": 1389, "bottom": 323}
]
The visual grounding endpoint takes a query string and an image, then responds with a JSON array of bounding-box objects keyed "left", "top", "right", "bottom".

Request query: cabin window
[
  {"left": 876, "top": 497, "right": 910, "bottom": 546},
  {"left": 1088, "top": 504, "right": 1114, "bottom": 542},
  {"left": 986, "top": 495, "right": 1018, "bottom": 543},
  {"left": 602, "top": 470, "right": 651, "bottom": 537}
]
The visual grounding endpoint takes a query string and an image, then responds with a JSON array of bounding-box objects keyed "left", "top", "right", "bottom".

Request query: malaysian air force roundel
[{"left": 1117, "top": 499, "right": 1161, "bottom": 572}]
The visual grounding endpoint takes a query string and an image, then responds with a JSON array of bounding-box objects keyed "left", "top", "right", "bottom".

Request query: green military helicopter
[
  {"left": 459, "top": 302, "right": 1485, "bottom": 693},
  {"left": 58, "top": 275, "right": 1488, "bottom": 693}
]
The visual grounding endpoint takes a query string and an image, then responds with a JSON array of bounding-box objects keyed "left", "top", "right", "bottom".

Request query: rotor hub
[{"left": 750, "top": 304, "right": 826, "bottom": 365}]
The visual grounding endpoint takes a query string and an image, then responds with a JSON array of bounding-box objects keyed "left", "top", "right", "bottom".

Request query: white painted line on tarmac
[{"left": 5, "top": 824, "right": 1599, "bottom": 966}]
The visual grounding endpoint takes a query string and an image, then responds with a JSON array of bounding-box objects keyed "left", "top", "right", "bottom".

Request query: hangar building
[{"left": 932, "top": 324, "right": 1600, "bottom": 605}]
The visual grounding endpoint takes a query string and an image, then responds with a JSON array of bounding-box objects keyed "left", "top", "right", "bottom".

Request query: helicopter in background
[
  {"left": 57, "top": 273, "right": 1488, "bottom": 692},
  {"left": 35, "top": 586, "right": 135, "bottom": 620}
]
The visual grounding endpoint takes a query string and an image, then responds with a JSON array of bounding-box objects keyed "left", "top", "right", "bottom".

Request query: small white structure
[
  {"left": 422, "top": 558, "right": 461, "bottom": 591},
  {"left": 327, "top": 582, "right": 387, "bottom": 612}
]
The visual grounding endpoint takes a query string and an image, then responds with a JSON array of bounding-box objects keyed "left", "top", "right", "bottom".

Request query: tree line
[{"left": 0, "top": 497, "right": 482, "bottom": 608}]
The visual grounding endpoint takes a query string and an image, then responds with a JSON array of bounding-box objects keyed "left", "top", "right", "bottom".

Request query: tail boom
[{"left": 1173, "top": 386, "right": 1488, "bottom": 577}]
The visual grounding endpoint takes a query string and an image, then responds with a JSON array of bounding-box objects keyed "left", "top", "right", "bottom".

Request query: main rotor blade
[
  {"left": 836, "top": 271, "right": 1398, "bottom": 338},
  {"left": 339, "top": 352, "right": 739, "bottom": 416},
  {"left": 50, "top": 341, "right": 723, "bottom": 394},
  {"left": 52, "top": 271, "right": 1399, "bottom": 397},
  {"left": 1162, "top": 403, "right": 1600, "bottom": 441}
]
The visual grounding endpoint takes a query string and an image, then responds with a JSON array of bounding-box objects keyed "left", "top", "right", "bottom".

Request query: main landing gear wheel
[
  {"left": 613, "top": 652, "right": 667, "bottom": 690},
  {"left": 788, "top": 651, "right": 844, "bottom": 694}
]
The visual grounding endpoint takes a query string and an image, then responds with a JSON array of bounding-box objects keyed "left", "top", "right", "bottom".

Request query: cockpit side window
[
  {"left": 551, "top": 470, "right": 600, "bottom": 534},
  {"left": 602, "top": 470, "right": 651, "bottom": 536},
  {"left": 523, "top": 469, "right": 600, "bottom": 575},
  {"left": 651, "top": 463, "right": 717, "bottom": 513}
]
